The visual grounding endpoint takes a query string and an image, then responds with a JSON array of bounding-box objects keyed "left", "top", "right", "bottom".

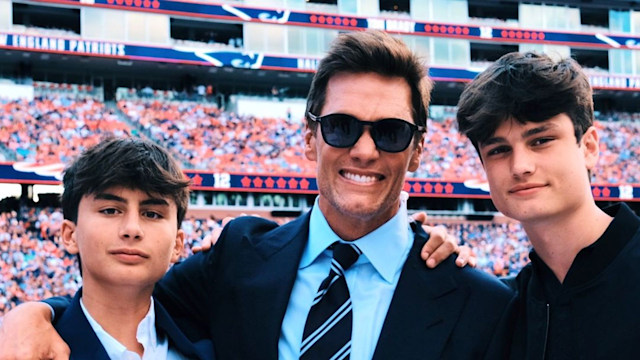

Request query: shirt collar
[
  {"left": 80, "top": 297, "right": 158, "bottom": 359},
  {"left": 530, "top": 202, "right": 640, "bottom": 295},
  {"left": 301, "top": 194, "right": 411, "bottom": 283}
]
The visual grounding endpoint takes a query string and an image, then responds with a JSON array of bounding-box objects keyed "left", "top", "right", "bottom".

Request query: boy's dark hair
[
  {"left": 457, "top": 51, "right": 594, "bottom": 153},
  {"left": 305, "top": 30, "right": 433, "bottom": 142},
  {"left": 61, "top": 137, "right": 190, "bottom": 227}
]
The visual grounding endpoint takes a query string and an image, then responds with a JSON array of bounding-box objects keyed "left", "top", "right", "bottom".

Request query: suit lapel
[
  {"left": 232, "top": 212, "right": 311, "bottom": 357},
  {"left": 154, "top": 299, "right": 214, "bottom": 359},
  {"left": 55, "top": 289, "right": 111, "bottom": 360},
  {"left": 373, "top": 223, "right": 467, "bottom": 360}
]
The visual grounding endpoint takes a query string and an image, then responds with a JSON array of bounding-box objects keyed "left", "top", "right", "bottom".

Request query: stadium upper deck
[{"left": 4, "top": 0, "right": 640, "bottom": 98}]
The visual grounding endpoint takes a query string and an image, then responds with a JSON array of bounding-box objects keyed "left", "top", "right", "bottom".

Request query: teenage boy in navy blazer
[{"left": 21, "top": 138, "right": 214, "bottom": 360}]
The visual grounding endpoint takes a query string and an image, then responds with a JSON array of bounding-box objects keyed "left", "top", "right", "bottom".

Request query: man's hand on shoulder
[
  {"left": 192, "top": 216, "right": 234, "bottom": 253},
  {"left": 411, "top": 212, "right": 477, "bottom": 269},
  {"left": 0, "top": 302, "right": 69, "bottom": 360}
]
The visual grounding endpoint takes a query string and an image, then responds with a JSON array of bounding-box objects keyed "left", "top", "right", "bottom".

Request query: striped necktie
[{"left": 300, "top": 242, "right": 362, "bottom": 360}]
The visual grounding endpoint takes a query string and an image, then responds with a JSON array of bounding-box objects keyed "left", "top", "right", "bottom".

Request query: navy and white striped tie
[{"left": 300, "top": 242, "right": 362, "bottom": 360}]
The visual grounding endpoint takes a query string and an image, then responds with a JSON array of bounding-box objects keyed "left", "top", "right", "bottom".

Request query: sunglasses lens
[
  {"left": 318, "top": 114, "right": 416, "bottom": 152},
  {"left": 321, "top": 114, "right": 361, "bottom": 148},
  {"left": 372, "top": 119, "right": 414, "bottom": 152}
]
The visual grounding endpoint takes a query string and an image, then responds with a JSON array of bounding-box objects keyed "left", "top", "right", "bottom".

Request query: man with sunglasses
[
  {"left": 162, "top": 29, "right": 510, "bottom": 359},
  {"left": 0, "top": 30, "right": 514, "bottom": 360}
]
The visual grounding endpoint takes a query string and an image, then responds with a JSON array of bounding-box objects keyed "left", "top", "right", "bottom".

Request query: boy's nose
[
  {"left": 119, "top": 214, "right": 143, "bottom": 240},
  {"left": 511, "top": 147, "right": 536, "bottom": 178}
]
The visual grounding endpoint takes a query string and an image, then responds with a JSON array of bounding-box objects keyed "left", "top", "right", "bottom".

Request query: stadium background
[{"left": 0, "top": 0, "right": 639, "bottom": 315}]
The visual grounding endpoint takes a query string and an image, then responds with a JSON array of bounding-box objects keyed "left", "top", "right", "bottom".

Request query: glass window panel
[
  {"left": 109, "top": 11, "right": 126, "bottom": 41},
  {"left": 320, "top": 29, "right": 337, "bottom": 54},
  {"left": 287, "top": 27, "right": 304, "bottom": 55},
  {"left": 146, "top": 14, "right": 168, "bottom": 44},
  {"left": 305, "top": 28, "right": 322, "bottom": 55},
  {"left": 0, "top": 1, "right": 10, "bottom": 30},
  {"left": 358, "top": 0, "right": 378, "bottom": 16},
  {"left": 339, "top": 0, "right": 358, "bottom": 14},
  {"left": 265, "top": 25, "right": 285, "bottom": 53},
  {"left": 432, "top": 38, "right": 450, "bottom": 65},
  {"left": 448, "top": 1, "right": 468, "bottom": 23},
  {"left": 610, "top": 10, "right": 631, "bottom": 33},
  {"left": 520, "top": 43, "right": 544, "bottom": 53},
  {"left": 520, "top": 4, "right": 543, "bottom": 28},
  {"left": 410, "top": 0, "right": 429, "bottom": 20},
  {"left": 81, "top": 8, "right": 102, "bottom": 39},
  {"left": 567, "top": 7, "right": 580, "bottom": 30},
  {"left": 632, "top": 11, "right": 640, "bottom": 34},
  {"left": 449, "top": 39, "right": 469, "bottom": 67},
  {"left": 610, "top": 50, "right": 632, "bottom": 74},
  {"left": 633, "top": 52, "right": 640, "bottom": 75},
  {"left": 127, "top": 12, "right": 146, "bottom": 42},
  {"left": 243, "top": 23, "right": 267, "bottom": 52}
]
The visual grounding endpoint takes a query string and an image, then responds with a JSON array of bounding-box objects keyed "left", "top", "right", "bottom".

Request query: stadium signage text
[
  {"left": 0, "top": 34, "right": 125, "bottom": 56},
  {"left": 366, "top": 18, "right": 416, "bottom": 33},
  {"left": 7, "top": 31, "right": 640, "bottom": 91},
  {"left": 297, "top": 58, "right": 319, "bottom": 71},
  {"left": 589, "top": 75, "right": 640, "bottom": 90}
]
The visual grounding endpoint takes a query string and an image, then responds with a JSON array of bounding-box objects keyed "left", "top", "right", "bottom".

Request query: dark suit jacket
[
  {"left": 156, "top": 212, "right": 516, "bottom": 360},
  {"left": 53, "top": 288, "right": 215, "bottom": 360}
]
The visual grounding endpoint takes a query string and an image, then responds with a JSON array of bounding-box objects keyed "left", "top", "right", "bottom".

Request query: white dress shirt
[{"left": 80, "top": 297, "right": 190, "bottom": 360}]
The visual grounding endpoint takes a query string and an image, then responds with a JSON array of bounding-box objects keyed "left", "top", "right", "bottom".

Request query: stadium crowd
[
  {"left": 0, "top": 205, "right": 530, "bottom": 316},
  {"left": 0, "top": 207, "right": 225, "bottom": 316},
  {"left": 2, "top": 94, "right": 639, "bottom": 184},
  {"left": 0, "top": 95, "right": 131, "bottom": 164},
  {"left": 117, "top": 99, "right": 310, "bottom": 174}
]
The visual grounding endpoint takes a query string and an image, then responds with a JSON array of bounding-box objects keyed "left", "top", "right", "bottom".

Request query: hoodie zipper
[{"left": 541, "top": 303, "right": 550, "bottom": 360}]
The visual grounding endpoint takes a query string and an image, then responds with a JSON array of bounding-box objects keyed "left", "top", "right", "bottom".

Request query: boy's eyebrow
[
  {"left": 140, "top": 198, "right": 170, "bottom": 207},
  {"left": 480, "top": 123, "right": 558, "bottom": 148},
  {"left": 94, "top": 193, "right": 127, "bottom": 203},
  {"left": 479, "top": 136, "right": 505, "bottom": 148},
  {"left": 94, "top": 192, "right": 170, "bottom": 206},
  {"left": 521, "top": 123, "right": 556, "bottom": 138}
]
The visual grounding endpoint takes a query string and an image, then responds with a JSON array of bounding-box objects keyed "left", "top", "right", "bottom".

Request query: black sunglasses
[{"left": 308, "top": 112, "right": 425, "bottom": 153}]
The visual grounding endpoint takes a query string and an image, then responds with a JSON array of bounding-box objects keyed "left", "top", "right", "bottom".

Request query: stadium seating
[{"left": 3, "top": 93, "right": 639, "bottom": 184}]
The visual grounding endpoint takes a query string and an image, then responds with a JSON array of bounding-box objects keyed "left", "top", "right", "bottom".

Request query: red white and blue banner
[
  {"left": 23, "top": 0, "right": 640, "bottom": 50},
  {"left": 1, "top": 163, "right": 638, "bottom": 201},
  {"left": 5, "top": 31, "right": 640, "bottom": 90}
]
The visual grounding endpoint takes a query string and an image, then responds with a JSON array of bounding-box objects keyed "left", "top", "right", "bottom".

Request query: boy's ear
[
  {"left": 170, "top": 229, "right": 185, "bottom": 263},
  {"left": 61, "top": 220, "right": 79, "bottom": 255},
  {"left": 581, "top": 126, "right": 599, "bottom": 170}
]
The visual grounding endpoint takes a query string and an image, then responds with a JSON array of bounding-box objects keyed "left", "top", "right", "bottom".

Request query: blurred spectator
[{"left": 0, "top": 207, "right": 80, "bottom": 316}]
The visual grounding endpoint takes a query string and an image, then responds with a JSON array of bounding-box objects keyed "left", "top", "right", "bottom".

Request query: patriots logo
[{"left": 173, "top": 47, "right": 264, "bottom": 69}]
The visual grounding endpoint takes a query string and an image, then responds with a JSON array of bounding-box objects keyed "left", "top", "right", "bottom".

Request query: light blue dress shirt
[{"left": 278, "top": 196, "right": 413, "bottom": 360}]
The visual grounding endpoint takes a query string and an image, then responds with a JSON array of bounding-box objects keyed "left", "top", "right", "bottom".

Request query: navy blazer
[
  {"left": 156, "top": 212, "right": 516, "bottom": 360},
  {"left": 54, "top": 288, "right": 215, "bottom": 360}
]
